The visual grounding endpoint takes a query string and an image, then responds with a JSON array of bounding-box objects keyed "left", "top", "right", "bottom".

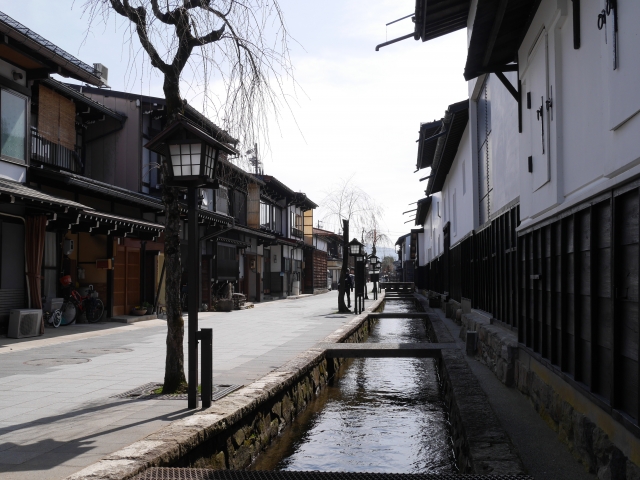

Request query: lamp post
[
  {"left": 348, "top": 238, "right": 365, "bottom": 314},
  {"left": 369, "top": 254, "right": 380, "bottom": 300},
  {"left": 145, "top": 116, "right": 237, "bottom": 409}
]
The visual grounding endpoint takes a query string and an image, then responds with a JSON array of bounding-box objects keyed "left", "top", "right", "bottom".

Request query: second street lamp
[
  {"left": 146, "top": 115, "right": 237, "bottom": 409},
  {"left": 348, "top": 238, "right": 365, "bottom": 314},
  {"left": 369, "top": 254, "right": 380, "bottom": 300}
]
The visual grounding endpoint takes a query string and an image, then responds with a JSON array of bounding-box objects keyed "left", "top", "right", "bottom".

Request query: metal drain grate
[
  {"left": 111, "top": 383, "right": 242, "bottom": 401},
  {"left": 134, "top": 469, "right": 534, "bottom": 480}
]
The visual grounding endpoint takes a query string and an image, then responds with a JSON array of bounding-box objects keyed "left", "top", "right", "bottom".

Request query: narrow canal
[{"left": 251, "top": 299, "right": 455, "bottom": 473}]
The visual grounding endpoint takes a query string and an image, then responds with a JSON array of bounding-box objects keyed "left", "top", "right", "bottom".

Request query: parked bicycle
[{"left": 59, "top": 276, "right": 105, "bottom": 324}]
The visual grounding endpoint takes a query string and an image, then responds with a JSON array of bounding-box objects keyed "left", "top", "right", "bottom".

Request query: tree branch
[
  {"left": 110, "top": 0, "right": 170, "bottom": 73},
  {"left": 190, "top": 24, "right": 226, "bottom": 46},
  {"left": 150, "top": 0, "right": 175, "bottom": 24}
]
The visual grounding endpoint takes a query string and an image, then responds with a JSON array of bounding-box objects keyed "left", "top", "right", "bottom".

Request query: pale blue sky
[{"left": 1, "top": 0, "right": 468, "bottom": 244}]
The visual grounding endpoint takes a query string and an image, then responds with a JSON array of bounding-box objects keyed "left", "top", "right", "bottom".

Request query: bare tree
[
  {"left": 363, "top": 208, "right": 391, "bottom": 257},
  {"left": 321, "top": 176, "right": 389, "bottom": 312},
  {"left": 82, "top": 0, "right": 295, "bottom": 393}
]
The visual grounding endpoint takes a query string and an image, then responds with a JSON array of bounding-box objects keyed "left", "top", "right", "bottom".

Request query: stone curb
[
  {"left": 414, "top": 293, "right": 526, "bottom": 476},
  {"left": 64, "top": 295, "right": 386, "bottom": 480}
]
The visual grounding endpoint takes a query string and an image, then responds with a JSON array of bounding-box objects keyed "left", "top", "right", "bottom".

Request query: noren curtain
[{"left": 26, "top": 215, "right": 47, "bottom": 310}]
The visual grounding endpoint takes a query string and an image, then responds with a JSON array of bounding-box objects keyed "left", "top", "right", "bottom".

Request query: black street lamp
[
  {"left": 369, "top": 254, "right": 380, "bottom": 300},
  {"left": 348, "top": 238, "right": 365, "bottom": 314},
  {"left": 146, "top": 116, "right": 237, "bottom": 409}
]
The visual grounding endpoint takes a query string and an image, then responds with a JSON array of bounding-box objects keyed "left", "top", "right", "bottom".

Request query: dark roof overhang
[
  {"left": 257, "top": 175, "right": 317, "bottom": 209},
  {"left": 74, "top": 211, "right": 163, "bottom": 240},
  {"left": 41, "top": 79, "right": 126, "bottom": 123},
  {"left": 416, "top": 120, "right": 443, "bottom": 170},
  {"left": 217, "top": 159, "right": 264, "bottom": 192},
  {"left": 0, "top": 177, "right": 86, "bottom": 211},
  {"left": 64, "top": 84, "right": 238, "bottom": 145},
  {"left": 415, "top": 196, "right": 432, "bottom": 226},
  {"left": 414, "top": 0, "right": 471, "bottom": 42},
  {"left": 232, "top": 224, "right": 276, "bottom": 241},
  {"left": 395, "top": 233, "right": 411, "bottom": 246},
  {"left": 0, "top": 12, "right": 103, "bottom": 85},
  {"left": 464, "top": 0, "right": 541, "bottom": 80},
  {"left": 217, "top": 236, "right": 250, "bottom": 249},
  {"left": 29, "top": 167, "right": 165, "bottom": 211},
  {"left": 426, "top": 99, "right": 469, "bottom": 195}
]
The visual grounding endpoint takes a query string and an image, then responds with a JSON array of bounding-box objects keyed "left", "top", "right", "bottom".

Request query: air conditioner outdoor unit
[
  {"left": 93, "top": 63, "right": 109, "bottom": 86},
  {"left": 8, "top": 309, "right": 42, "bottom": 339}
]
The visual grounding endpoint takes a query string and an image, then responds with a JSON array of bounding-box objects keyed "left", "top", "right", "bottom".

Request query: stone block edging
[
  {"left": 456, "top": 302, "right": 640, "bottom": 478},
  {"left": 65, "top": 295, "right": 386, "bottom": 480},
  {"left": 415, "top": 294, "right": 526, "bottom": 476}
]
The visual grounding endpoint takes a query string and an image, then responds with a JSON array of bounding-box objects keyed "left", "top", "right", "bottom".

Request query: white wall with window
[
  {"left": 516, "top": 0, "right": 640, "bottom": 228},
  {"left": 470, "top": 72, "right": 519, "bottom": 228}
]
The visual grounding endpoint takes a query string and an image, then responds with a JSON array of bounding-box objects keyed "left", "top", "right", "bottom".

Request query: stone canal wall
[
  {"left": 415, "top": 295, "right": 526, "bottom": 476},
  {"left": 67, "top": 297, "right": 385, "bottom": 480},
  {"left": 449, "top": 298, "right": 640, "bottom": 479}
]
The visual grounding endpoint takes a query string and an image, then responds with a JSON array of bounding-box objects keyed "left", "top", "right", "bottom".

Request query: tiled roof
[
  {"left": 0, "top": 12, "right": 103, "bottom": 86},
  {"left": 0, "top": 178, "right": 86, "bottom": 209}
]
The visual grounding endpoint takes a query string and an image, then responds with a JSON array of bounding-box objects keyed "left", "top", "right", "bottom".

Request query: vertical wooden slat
[
  {"left": 590, "top": 206, "right": 597, "bottom": 392},
  {"left": 550, "top": 222, "right": 557, "bottom": 365},
  {"left": 574, "top": 213, "right": 581, "bottom": 381},
  {"left": 560, "top": 217, "right": 567, "bottom": 371},
  {"left": 611, "top": 192, "right": 618, "bottom": 407}
]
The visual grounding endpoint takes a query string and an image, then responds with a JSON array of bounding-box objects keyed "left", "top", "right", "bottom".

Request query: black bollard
[{"left": 199, "top": 328, "right": 213, "bottom": 409}]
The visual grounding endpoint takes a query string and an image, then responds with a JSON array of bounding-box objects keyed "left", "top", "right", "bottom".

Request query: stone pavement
[{"left": 0, "top": 291, "right": 357, "bottom": 480}]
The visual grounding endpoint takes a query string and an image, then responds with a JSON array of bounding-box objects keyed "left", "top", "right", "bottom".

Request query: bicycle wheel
[
  {"left": 86, "top": 298, "right": 105, "bottom": 323},
  {"left": 60, "top": 302, "right": 77, "bottom": 325},
  {"left": 51, "top": 309, "right": 62, "bottom": 328}
]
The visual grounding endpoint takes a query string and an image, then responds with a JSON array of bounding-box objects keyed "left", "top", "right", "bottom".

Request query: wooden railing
[{"left": 30, "top": 127, "right": 83, "bottom": 173}]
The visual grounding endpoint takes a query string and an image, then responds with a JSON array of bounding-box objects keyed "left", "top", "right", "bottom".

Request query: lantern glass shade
[
  {"left": 349, "top": 238, "right": 365, "bottom": 256},
  {"left": 202, "top": 144, "right": 217, "bottom": 179},
  {"left": 169, "top": 142, "right": 202, "bottom": 177},
  {"left": 168, "top": 141, "right": 218, "bottom": 180},
  {"left": 369, "top": 255, "right": 379, "bottom": 266}
]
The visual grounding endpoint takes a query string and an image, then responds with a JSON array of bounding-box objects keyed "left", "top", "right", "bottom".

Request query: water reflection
[{"left": 251, "top": 300, "right": 455, "bottom": 473}]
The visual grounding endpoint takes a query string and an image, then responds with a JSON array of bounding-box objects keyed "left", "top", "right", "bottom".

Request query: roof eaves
[
  {"left": 49, "top": 80, "right": 126, "bottom": 122},
  {"left": 0, "top": 12, "right": 103, "bottom": 86},
  {"left": 426, "top": 99, "right": 469, "bottom": 195},
  {"left": 463, "top": 0, "right": 541, "bottom": 81}
]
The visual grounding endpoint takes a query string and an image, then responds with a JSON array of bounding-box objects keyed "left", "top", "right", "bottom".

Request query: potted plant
[
  {"left": 142, "top": 301, "right": 153, "bottom": 315},
  {"left": 132, "top": 306, "right": 147, "bottom": 316}
]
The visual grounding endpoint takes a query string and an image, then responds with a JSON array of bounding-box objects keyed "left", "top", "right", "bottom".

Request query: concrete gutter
[{"left": 65, "top": 295, "right": 386, "bottom": 480}]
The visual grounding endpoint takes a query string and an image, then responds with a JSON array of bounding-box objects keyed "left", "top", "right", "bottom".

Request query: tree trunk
[
  {"left": 162, "top": 71, "right": 187, "bottom": 393},
  {"left": 338, "top": 219, "right": 350, "bottom": 313}
]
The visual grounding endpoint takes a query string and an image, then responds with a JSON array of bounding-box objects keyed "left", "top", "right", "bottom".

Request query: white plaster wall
[
  {"left": 517, "top": 0, "right": 640, "bottom": 226},
  {"left": 489, "top": 71, "right": 520, "bottom": 214},
  {"left": 440, "top": 124, "right": 475, "bottom": 245},
  {"left": 423, "top": 193, "right": 443, "bottom": 261}
]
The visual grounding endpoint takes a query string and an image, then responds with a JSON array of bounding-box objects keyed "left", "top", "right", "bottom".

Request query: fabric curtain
[{"left": 26, "top": 215, "right": 47, "bottom": 311}]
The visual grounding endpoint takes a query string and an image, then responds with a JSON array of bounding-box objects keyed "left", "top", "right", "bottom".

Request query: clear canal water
[{"left": 251, "top": 299, "right": 455, "bottom": 473}]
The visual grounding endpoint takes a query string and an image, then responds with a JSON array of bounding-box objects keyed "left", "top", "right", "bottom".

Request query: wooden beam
[
  {"left": 572, "top": 0, "right": 581, "bottom": 49},
  {"left": 495, "top": 71, "right": 519, "bottom": 101}
]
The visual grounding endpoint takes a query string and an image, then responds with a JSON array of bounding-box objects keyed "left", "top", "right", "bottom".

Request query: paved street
[{"left": 0, "top": 291, "right": 354, "bottom": 480}]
